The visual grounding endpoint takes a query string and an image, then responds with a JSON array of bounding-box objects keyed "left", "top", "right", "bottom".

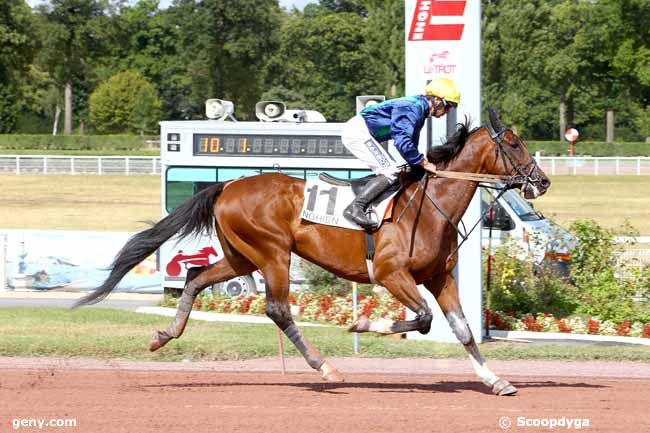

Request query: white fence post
[
  {"left": 71, "top": 157, "right": 75, "bottom": 175},
  {"left": 0, "top": 233, "right": 7, "bottom": 291},
  {"left": 551, "top": 158, "right": 556, "bottom": 176},
  {"left": 126, "top": 157, "right": 130, "bottom": 175},
  {"left": 616, "top": 159, "right": 620, "bottom": 175},
  {"left": 637, "top": 158, "right": 641, "bottom": 176},
  {"left": 152, "top": 158, "right": 156, "bottom": 175},
  {"left": 43, "top": 157, "right": 47, "bottom": 174},
  {"left": 98, "top": 157, "right": 102, "bottom": 175},
  {"left": 594, "top": 159, "right": 599, "bottom": 176},
  {"left": 16, "top": 156, "right": 20, "bottom": 175},
  {"left": 573, "top": 158, "right": 577, "bottom": 175}
]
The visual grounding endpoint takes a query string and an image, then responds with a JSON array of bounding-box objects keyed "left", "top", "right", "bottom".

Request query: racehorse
[{"left": 75, "top": 110, "right": 550, "bottom": 396}]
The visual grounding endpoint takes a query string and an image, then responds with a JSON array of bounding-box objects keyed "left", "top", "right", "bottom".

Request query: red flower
[
  {"left": 615, "top": 321, "right": 631, "bottom": 337},
  {"left": 523, "top": 315, "right": 542, "bottom": 332},
  {"left": 642, "top": 325, "right": 650, "bottom": 339},
  {"left": 556, "top": 319, "right": 572, "bottom": 333},
  {"left": 587, "top": 319, "right": 599, "bottom": 335}
]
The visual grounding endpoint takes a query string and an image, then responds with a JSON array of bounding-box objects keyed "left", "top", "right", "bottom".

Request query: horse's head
[{"left": 485, "top": 109, "right": 550, "bottom": 199}]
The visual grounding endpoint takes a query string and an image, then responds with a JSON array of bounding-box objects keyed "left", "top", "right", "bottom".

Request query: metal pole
[
  {"left": 352, "top": 281, "right": 359, "bottom": 354},
  {"left": 485, "top": 206, "right": 494, "bottom": 338},
  {"left": 276, "top": 326, "right": 286, "bottom": 375}
]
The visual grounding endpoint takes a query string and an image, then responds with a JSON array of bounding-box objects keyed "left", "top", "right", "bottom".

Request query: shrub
[
  {"left": 569, "top": 220, "right": 647, "bottom": 323},
  {"left": 301, "top": 260, "right": 374, "bottom": 297},
  {"left": 484, "top": 240, "right": 576, "bottom": 317},
  {"left": 89, "top": 70, "right": 162, "bottom": 134}
]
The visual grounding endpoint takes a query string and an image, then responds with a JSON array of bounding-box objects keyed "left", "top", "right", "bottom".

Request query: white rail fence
[
  {"left": 0, "top": 155, "right": 648, "bottom": 176},
  {"left": 0, "top": 155, "right": 161, "bottom": 175},
  {"left": 535, "top": 155, "right": 650, "bottom": 176}
]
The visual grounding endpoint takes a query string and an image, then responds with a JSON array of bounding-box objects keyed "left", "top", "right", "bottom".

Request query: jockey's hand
[{"left": 420, "top": 159, "right": 437, "bottom": 175}]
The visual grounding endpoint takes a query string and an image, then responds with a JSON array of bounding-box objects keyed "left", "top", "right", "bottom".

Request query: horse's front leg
[
  {"left": 349, "top": 269, "right": 432, "bottom": 335},
  {"left": 424, "top": 274, "right": 518, "bottom": 396}
]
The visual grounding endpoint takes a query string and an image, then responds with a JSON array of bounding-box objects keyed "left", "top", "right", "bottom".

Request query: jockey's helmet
[{"left": 425, "top": 78, "right": 461, "bottom": 106}]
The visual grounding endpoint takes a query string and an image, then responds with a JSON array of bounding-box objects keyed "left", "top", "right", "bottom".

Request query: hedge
[
  {"left": 0, "top": 134, "right": 159, "bottom": 152},
  {"left": 0, "top": 134, "right": 648, "bottom": 156},
  {"left": 525, "top": 140, "right": 650, "bottom": 157}
]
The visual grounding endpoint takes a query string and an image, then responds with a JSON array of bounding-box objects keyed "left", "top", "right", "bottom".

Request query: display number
[
  {"left": 305, "top": 185, "right": 338, "bottom": 215},
  {"left": 200, "top": 137, "right": 221, "bottom": 153}
]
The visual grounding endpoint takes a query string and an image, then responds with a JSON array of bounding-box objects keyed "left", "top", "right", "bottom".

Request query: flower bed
[
  {"left": 162, "top": 293, "right": 650, "bottom": 338},
  {"left": 485, "top": 309, "right": 650, "bottom": 338},
  {"left": 162, "top": 292, "right": 406, "bottom": 326}
]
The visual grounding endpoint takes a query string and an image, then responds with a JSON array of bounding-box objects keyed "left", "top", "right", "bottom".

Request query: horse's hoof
[
  {"left": 348, "top": 316, "right": 370, "bottom": 333},
  {"left": 149, "top": 331, "right": 171, "bottom": 352},
  {"left": 319, "top": 361, "right": 344, "bottom": 383},
  {"left": 492, "top": 378, "right": 518, "bottom": 396}
]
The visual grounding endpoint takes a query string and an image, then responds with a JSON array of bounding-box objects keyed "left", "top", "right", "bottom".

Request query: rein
[{"left": 398, "top": 122, "right": 542, "bottom": 262}]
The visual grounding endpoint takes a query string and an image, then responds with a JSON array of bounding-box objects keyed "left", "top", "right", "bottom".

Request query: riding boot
[{"left": 343, "top": 175, "right": 396, "bottom": 230}]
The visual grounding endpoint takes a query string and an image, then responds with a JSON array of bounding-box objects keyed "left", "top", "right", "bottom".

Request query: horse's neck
[{"left": 430, "top": 147, "right": 483, "bottom": 225}]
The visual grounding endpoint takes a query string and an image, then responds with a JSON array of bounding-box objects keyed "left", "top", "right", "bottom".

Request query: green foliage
[
  {"left": 568, "top": 219, "right": 647, "bottom": 323},
  {"left": 484, "top": 241, "right": 577, "bottom": 318},
  {"left": 525, "top": 140, "right": 650, "bottom": 157},
  {"left": 0, "top": 0, "right": 36, "bottom": 132},
  {"left": 89, "top": 70, "right": 162, "bottom": 134},
  {"left": 262, "top": 7, "right": 383, "bottom": 122},
  {"left": 301, "top": 261, "right": 373, "bottom": 297},
  {"left": 0, "top": 134, "right": 157, "bottom": 151}
]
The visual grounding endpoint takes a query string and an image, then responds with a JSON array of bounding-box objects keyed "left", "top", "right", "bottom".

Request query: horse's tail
[{"left": 73, "top": 182, "right": 226, "bottom": 308}]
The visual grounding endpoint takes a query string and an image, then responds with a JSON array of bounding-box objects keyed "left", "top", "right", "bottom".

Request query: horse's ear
[{"left": 488, "top": 108, "right": 505, "bottom": 133}]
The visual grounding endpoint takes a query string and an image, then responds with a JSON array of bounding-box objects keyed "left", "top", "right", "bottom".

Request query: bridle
[
  {"left": 399, "top": 119, "right": 545, "bottom": 260},
  {"left": 486, "top": 122, "right": 543, "bottom": 192}
]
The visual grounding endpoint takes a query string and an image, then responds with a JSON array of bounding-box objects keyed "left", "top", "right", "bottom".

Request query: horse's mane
[{"left": 426, "top": 117, "right": 480, "bottom": 164}]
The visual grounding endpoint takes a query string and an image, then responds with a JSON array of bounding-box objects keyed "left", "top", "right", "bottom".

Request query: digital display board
[{"left": 193, "top": 133, "right": 354, "bottom": 158}]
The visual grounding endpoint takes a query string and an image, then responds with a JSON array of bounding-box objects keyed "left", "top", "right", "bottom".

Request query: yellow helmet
[{"left": 425, "top": 78, "right": 461, "bottom": 105}]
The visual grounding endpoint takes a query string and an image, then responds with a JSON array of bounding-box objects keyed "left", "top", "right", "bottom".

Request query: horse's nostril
[{"left": 541, "top": 178, "right": 551, "bottom": 188}]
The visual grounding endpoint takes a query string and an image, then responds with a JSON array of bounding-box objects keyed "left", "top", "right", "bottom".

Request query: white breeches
[{"left": 342, "top": 115, "right": 404, "bottom": 181}]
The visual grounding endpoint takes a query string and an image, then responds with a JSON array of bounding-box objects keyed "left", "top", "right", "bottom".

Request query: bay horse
[{"left": 75, "top": 111, "right": 550, "bottom": 396}]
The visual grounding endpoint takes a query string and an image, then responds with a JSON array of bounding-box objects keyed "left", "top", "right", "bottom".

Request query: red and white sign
[
  {"left": 408, "top": 0, "right": 467, "bottom": 41},
  {"left": 405, "top": 0, "right": 482, "bottom": 343},
  {"left": 564, "top": 128, "right": 579, "bottom": 142}
]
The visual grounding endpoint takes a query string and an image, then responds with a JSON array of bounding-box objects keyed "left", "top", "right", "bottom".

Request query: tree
[
  {"left": 35, "top": 0, "right": 113, "bottom": 134},
  {"left": 89, "top": 70, "right": 162, "bottom": 134},
  {"left": 0, "top": 0, "right": 36, "bottom": 132},
  {"left": 263, "top": 7, "right": 383, "bottom": 121},
  {"left": 166, "top": 0, "right": 282, "bottom": 120},
  {"left": 363, "top": 0, "right": 404, "bottom": 97}
]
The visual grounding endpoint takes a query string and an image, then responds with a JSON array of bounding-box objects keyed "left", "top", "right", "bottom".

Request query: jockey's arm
[{"left": 391, "top": 106, "right": 425, "bottom": 167}]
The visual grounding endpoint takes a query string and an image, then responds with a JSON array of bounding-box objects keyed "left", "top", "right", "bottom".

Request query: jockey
[{"left": 342, "top": 77, "right": 461, "bottom": 230}]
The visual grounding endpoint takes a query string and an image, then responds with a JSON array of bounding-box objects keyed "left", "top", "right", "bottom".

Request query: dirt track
[{"left": 1, "top": 357, "right": 649, "bottom": 433}]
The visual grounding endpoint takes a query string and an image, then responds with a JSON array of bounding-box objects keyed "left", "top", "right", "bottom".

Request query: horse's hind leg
[
  {"left": 262, "top": 260, "right": 343, "bottom": 383},
  {"left": 150, "top": 256, "right": 256, "bottom": 351},
  {"left": 424, "top": 274, "right": 517, "bottom": 396}
]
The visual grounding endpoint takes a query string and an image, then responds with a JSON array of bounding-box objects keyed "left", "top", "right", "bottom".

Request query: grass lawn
[
  {"left": 534, "top": 176, "right": 650, "bottom": 235},
  {"left": 0, "top": 307, "right": 648, "bottom": 362},
  {"left": 0, "top": 175, "right": 160, "bottom": 231},
  {"left": 1, "top": 174, "right": 648, "bottom": 235}
]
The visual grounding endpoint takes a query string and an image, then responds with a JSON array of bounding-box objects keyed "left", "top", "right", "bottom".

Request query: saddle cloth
[{"left": 300, "top": 174, "right": 398, "bottom": 230}]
